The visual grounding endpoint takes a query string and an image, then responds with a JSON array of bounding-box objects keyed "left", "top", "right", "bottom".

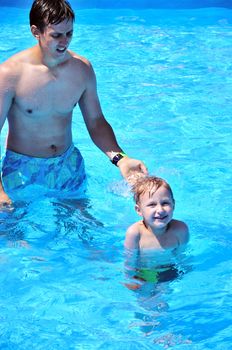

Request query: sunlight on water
[{"left": 0, "top": 6, "right": 232, "bottom": 350}]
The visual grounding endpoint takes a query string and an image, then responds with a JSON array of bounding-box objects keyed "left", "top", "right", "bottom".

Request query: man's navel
[{"left": 50, "top": 144, "right": 57, "bottom": 153}]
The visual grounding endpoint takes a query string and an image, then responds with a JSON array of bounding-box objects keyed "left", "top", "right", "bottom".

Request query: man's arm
[
  {"left": 0, "top": 62, "right": 15, "bottom": 206},
  {"left": 79, "top": 61, "right": 148, "bottom": 180},
  {"left": 0, "top": 177, "right": 12, "bottom": 206}
]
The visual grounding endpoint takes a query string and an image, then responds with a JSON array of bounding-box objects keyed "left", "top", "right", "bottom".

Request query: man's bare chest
[{"left": 15, "top": 68, "right": 83, "bottom": 115}]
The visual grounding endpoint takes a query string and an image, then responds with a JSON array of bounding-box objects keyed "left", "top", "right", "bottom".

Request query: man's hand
[
  {"left": 0, "top": 190, "right": 13, "bottom": 210},
  {"left": 117, "top": 157, "right": 148, "bottom": 184}
]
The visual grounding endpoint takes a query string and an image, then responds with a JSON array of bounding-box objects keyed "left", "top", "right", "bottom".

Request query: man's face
[{"left": 37, "top": 19, "right": 73, "bottom": 59}]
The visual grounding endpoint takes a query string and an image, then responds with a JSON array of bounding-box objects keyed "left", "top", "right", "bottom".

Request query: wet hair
[
  {"left": 132, "top": 176, "right": 175, "bottom": 205},
  {"left": 30, "top": 0, "right": 75, "bottom": 32}
]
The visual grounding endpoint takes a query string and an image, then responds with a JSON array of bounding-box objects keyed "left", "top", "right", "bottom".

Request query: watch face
[{"left": 112, "top": 153, "right": 124, "bottom": 165}]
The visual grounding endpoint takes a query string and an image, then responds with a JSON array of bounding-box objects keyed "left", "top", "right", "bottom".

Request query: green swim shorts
[{"left": 137, "top": 265, "right": 180, "bottom": 283}]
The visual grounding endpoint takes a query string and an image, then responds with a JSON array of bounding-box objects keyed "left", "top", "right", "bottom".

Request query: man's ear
[
  {"left": 31, "top": 25, "right": 41, "bottom": 39},
  {"left": 135, "top": 204, "right": 142, "bottom": 217}
]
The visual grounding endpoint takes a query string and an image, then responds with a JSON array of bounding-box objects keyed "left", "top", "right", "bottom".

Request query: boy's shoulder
[
  {"left": 126, "top": 220, "right": 143, "bottom": 236},
  {"left": 170, "top": 219, "right": 189, "bottom": 245},
  {"left": 125, "top": 221, "right": 143, "bottom": 249}
]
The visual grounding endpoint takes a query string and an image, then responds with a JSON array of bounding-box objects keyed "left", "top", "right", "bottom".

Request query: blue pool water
[{"left": 0, "top": 5, "right": 232, "bottom": 350}]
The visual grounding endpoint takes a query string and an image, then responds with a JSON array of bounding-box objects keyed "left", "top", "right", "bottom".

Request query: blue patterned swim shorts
[{"left": 1, "top": 144, "right": 86, "bottom": 196}]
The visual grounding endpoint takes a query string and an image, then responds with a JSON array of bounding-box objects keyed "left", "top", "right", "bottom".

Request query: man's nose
[{"left": 60, "top": 35, "right": 69, "bottom": 45}]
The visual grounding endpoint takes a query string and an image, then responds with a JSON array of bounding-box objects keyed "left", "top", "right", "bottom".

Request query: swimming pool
[{"left": 0, "top": 3, "right": 232, "bottom": 350}]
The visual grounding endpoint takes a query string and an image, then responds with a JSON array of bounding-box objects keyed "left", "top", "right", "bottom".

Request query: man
[{"left": 0, "top": 0, "right": 147, "bottom": 207}]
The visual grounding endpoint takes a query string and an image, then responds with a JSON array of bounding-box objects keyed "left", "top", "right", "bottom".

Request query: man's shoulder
[
  {"left": 68, "top": 52, "right": 96, "bottom": 87},
  {"left": 0, "top": 59, "right": 19, "bottom": 85},
  {"left": 0, "top": 48, "right": 31, "bottom": 76},
  {"left": 70, "top": 51, "right": 91, "bottom": 67}
]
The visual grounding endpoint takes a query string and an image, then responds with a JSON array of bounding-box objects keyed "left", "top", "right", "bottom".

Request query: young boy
[{"left": 124, "top": 176, "right": 189, "bottom": 284}]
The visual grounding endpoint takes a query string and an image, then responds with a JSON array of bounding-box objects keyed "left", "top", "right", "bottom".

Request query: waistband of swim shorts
[{"left": 4, "top": 143, "right": 76, "bottom": 165}]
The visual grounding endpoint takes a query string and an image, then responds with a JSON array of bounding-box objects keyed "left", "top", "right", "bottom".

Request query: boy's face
[{"left": 135, "top": 185, "right": 174, "bottom": 232}]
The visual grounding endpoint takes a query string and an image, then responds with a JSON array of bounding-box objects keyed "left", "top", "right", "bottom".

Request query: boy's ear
[
  {"left": 31, "top": 25, "right": 41, "bottom": 39},
  {"left": 135, "top": 204, "right": 142, "bottom": 217}
]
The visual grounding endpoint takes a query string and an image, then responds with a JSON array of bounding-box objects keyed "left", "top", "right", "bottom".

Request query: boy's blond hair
[{"left": 131, "top": 176, "right": 175, "bottom": 204}]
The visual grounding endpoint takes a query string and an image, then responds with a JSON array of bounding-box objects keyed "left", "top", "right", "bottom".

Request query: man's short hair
[{"left": 30, "top": 0, "right": 75, "bottom": 32}]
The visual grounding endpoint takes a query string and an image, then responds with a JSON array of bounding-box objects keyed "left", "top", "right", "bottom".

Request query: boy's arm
[
  {"left": 124, "top": 224, "right": 140, "bottom": 276},
  {"left": 175, "top": 221, "right": 189, "bottom": 248},
  {"left": 124, "top": 224, "right": 143, "bottom": 290}
]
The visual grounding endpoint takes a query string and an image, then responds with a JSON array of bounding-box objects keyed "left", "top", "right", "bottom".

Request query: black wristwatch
[{"left": 110, "top": 152, "right": 127, "bottom": 166}]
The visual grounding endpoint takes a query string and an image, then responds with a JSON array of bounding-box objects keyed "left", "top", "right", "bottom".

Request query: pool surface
[
  {"left": 2, "top": 0, "right": 232, "bottom": 8},
  {"left": 0, "top": 3, "right": 232, "bottom": 350}
]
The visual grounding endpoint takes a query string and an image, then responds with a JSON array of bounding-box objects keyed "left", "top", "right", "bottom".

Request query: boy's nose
[{"left": 156, "top": 204, "right": 164, "bottom": 213}]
